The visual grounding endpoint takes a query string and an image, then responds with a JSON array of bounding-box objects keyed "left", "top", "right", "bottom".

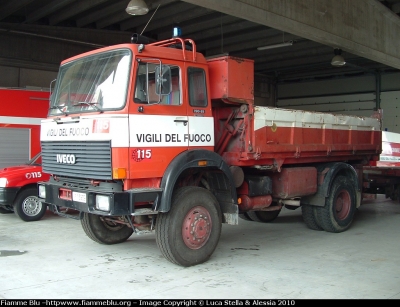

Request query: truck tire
[
  {"left": 389, "top": 184, "right": 400, "bottom": 201},
  {"left": 317, "top": 176, "right": 356, "bottom": 233},
  {"left": 301, "top": 204, "right": 323, "bottom": 231},
  {"left": 81, "top": 213, "right": 133, "bottom": 244},
  {"left": 246, "top": 209, "right": 281, "bottom": 223},
  {"left": 156, "top": 186, "right": 222, "bottom": 267},
  {"left": 13, "top": 187, "right": 47, "bottom": 222}
]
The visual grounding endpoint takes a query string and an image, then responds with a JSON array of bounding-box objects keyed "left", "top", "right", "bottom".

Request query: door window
[
  {"left": 188, "top": 67, "right": 207, "bottom": 107},
  {"left": 134, "top": 61, "right": 181, "bottom": 105}
]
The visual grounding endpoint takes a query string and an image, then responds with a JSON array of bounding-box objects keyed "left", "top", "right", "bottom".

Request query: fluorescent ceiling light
[
  {"left": 126, "top": 0, "right": 149, "bottom": 15},
  {"left": 257, "top": 40, "right": 293, "bottom": 51}
]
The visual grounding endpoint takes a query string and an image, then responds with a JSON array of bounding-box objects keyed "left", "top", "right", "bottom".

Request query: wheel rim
[
  {"left": 335, "top": 189, "right": 351, "bottom": 220},
  {"left": 182, "top": 206, "right": 212, "bottom": 250},
  {"left": 22, "top": 196, "right": 42, "bottom": 217}
]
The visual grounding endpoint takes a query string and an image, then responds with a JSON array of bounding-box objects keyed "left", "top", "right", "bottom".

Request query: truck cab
[{"left": 38, "top": 37, "right": 239, "bottom": 266}]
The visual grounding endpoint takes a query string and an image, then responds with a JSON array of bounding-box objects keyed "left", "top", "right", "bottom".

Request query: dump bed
[
  {"left": 208, "top": 56, "right": 382, "bottom": 169},
  {"left": 213, "top": 105, "right": 381, "bottom": 169}
]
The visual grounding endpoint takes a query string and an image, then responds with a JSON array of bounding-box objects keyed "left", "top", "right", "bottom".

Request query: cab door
[
  {"left": 129, "top": 59, "right": 189, "bottom": 179},
  {"left": 185, "top": 65, "right": 214, "bottom": 151}
]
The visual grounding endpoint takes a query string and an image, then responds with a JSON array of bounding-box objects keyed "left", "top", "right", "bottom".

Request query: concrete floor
[{"left": 1, "top": 195, "right": 399, "bottom": 300}]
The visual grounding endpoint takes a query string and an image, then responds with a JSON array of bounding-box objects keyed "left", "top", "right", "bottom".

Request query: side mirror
[
  {"left": 49, "top": 79, "right": 57, "bottom": 107},
  {"left": 155, "top": 65, "right": 172, "bottom": 95},
  {"left": 49, "top": 79, "right": 56, "bottom": 94}
]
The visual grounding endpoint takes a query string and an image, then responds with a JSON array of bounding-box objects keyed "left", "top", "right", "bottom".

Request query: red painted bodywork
[
  {"left": 207, "top": 56, "right": 254, "bottom": 103},
  {"left": 0, "top": 153, "right": 50, "bottom": 189},
  {"left": 0, "top": 88, "right": 50, "bottom": 159},
  {"left": 270, "top": 167, "right": 318, "bottom": 198}
]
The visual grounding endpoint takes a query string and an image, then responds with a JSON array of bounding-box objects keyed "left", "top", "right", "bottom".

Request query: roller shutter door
[{"left": 0, "top": 128, "right": 30, "bottom": 168}]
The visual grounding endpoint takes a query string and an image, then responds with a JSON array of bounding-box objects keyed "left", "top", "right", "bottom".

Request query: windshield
[{"left": 49, "top": 49, "right": 131, "bottom": 115}]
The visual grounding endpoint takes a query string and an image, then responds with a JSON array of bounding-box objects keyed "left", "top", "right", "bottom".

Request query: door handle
[{"left": 174, "top": 119, "right": 188, "bottom": 126}]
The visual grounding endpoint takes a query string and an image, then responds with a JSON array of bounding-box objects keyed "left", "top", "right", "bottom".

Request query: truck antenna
[{"left": 140, "top": 4, "right": 160, "bottom": 36}]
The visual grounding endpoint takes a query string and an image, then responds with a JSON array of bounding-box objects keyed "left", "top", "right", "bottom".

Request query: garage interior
[{"left": 1, "top": 0, "right": 400, "bottom": 126}]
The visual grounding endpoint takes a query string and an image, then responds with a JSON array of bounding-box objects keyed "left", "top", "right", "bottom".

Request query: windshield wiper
[
  {"left": 72, "top": 101, "right": 104, "bottom": 113},
  {"left": 50, "top": 105, "right": 68, "bottom": 115}
]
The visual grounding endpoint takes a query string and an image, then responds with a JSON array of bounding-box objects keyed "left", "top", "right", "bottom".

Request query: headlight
[
  {"left": 38, "top": 185, "right": 46, "bottom": 199},
  {"left": 0, "top": 178, "right": 7, "bottom": 188},
  {"left": 95, "top": 195, "right": 110, "bottom": 211}
]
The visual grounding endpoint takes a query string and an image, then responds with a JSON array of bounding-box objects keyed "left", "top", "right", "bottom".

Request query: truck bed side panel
[{"left": 222, "top": 106, "right": 381, "bottom": 167}]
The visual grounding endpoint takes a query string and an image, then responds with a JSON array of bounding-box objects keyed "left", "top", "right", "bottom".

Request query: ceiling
[{"left": 1, "top": 0, "right": 400, "bottom": 83}]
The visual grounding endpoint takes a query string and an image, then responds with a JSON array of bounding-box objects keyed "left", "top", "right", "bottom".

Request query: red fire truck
[
  {"left": 0, "top": 88, "right": 50, "bottom": 221},
  {"left": 38, "top": 35, "right": 382, "bottom": 266}
]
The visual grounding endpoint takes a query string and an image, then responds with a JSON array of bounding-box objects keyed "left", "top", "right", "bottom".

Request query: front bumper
[
  {"left": 38, "top": 179, "right": 162, "bottom": 216},
  {"left": 0, "top": 187, "right": 20, "bottom": 205}
]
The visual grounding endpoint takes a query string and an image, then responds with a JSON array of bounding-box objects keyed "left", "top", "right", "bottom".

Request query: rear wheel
[
  {"left": 14, "top": 188, "right": 47, "bottom": 222},
  {"left": 301, "top": 204, "right": 323, "bottom": 230},
  {"left": 318, "top": 176, "right": 357, "bottom": 233},
  {"left": 81, "top": 213, "right": 133, "bottom": 244},
  {"left": 246, "top": 209, "right": 281, "bottom": 223},
  {"left": 156, "top": 186, "right": 222, "bottom": 267},
  {"left": 388, "top": 185, "right": 400, "bottom": 201}
]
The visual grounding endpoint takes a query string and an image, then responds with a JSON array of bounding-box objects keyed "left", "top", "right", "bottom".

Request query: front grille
[{"left": 41, "top": 141, "right": 112, "bottom": 180}]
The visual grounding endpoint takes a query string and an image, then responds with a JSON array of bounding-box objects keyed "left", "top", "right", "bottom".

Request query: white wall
[
  {"left": 381, "top": 91, "right": 400, "bottom": 133},
  {"left": 0, "top": 65, "right": 56, "bottom": 89}
]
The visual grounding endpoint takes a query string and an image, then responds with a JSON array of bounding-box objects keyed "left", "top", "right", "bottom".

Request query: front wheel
[
  {"left": 81, "top": 213, "right": 134, "bottom": 244},
  {"left": 317, "top": 176, "right": 357, "bottom": 233},
  {"left": 14, "top": 188, "right": 47, "bottom": 222},
  {"left": 156, "top": 186, "right": 222, "bottom": 267}
]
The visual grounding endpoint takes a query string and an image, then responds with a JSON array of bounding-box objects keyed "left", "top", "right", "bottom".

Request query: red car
[{"left": 0, "top": 153, "right": 50, "bottom": 221}]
